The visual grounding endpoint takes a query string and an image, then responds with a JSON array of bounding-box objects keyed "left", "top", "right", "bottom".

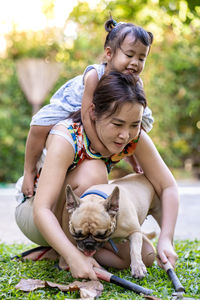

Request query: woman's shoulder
[
  {"left": 50, "top": 119, "right": 75, "bottom": 143},
  {"left": 48, "top": 119, "right": 78, "bottom": 154},
  {"left": 53, "top": 119, "right": 72, "bottom": 130},
  {"left": 50, "top": 119, "right": 84, "bottom": 143}
]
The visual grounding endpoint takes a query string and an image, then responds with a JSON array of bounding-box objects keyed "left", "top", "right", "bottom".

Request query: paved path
[{"left": 0, "top": 181, "right": 200, "bottom": 244}]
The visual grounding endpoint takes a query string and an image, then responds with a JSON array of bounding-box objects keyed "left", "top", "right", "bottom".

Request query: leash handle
[
  {"left": 162, "top": 261, "right": 185, "bottom": 292},
  {"left": 94, "top": 267, "right": 152, "bottom": 295}
]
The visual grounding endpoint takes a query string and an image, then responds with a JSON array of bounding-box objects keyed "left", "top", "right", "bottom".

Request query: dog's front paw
[{"left": 131, "top": 261, "right": 147, "bottom": 279}]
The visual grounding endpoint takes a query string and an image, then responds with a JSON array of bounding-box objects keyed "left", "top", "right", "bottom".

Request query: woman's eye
[
  {"left": 113, "top": 123, "right": 122, "bottom": 127},
  {"left": 126, "top": 54, "right": 133, "bottom": 58}
]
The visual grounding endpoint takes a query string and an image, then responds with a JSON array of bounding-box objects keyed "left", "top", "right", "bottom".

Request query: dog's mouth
[
  {"left": 83, "top": 249, "right": 97, "bottom": 256},
  {"left": 76, "top": 238, "right": 106, "bottom": 257},
  {"left": 77, "top": 243, "right": 97, "bottom": 256}
]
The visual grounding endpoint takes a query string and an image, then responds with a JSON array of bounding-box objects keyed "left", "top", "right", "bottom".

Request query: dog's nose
[{"left": 85, "top": 240, "right": 95, "bottom": 250}]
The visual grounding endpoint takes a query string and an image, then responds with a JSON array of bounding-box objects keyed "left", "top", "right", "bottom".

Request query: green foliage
[
  {"left": 0, "top": 59, "right": 31, "bottom": 182},
  {"left": 146, "top": 27, "right": 200, "bottom": 167},
  {"left": 6, "top": 28, "right": 63, "bottom": 60},
  {"left": 0, "top": 240, "right": 200, "bottom": 299},
  {"left": 0, "top": 58, "right": 72, "bottom": 183},
  {"left": 0, "top": 0, "right": 200, "bottom": 182}
]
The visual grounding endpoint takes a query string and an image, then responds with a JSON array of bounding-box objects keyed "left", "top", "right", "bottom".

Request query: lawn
[{"left": 0, "top": 240, "right": 200, "bottom": 299}]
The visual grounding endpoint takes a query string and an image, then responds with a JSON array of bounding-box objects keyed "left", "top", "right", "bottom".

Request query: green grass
[{"left": 0, "top": 240, "right": 200, "bottom": 299}]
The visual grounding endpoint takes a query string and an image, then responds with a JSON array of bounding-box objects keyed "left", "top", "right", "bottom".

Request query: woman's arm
[
  {"left": 135, "top": 130, "right": 179, "bottom": 267},
  {"left": 81, "top": 69, "right": 110, "bottom": 156},
  {"left": 33, "top": 127, "right": 99, "bottom": 279}
]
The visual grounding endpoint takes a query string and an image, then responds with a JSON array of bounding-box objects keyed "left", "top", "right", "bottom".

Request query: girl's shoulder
[
  {"left": 84, "top": 67, "right": 99, "bottom": 84},
  {"left": 83, "top": 63, "right": 106, "bottom": 82}
]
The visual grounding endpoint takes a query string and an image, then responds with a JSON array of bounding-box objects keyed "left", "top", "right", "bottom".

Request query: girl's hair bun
[
  {"left": 147, "top": 31, "right": 154, "bottom": 44},
  {"left": 104, "top": 18, "right": 117, "bottom": 33}
]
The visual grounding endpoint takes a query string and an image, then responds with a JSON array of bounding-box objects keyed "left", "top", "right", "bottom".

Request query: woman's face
[{"left": 95, "top": 102, "right": 143, "bottom": 155}]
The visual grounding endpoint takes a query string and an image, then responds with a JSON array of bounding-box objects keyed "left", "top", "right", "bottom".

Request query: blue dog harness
[{"left": 80, "top": 189, "right": 108, "bottom": 199}]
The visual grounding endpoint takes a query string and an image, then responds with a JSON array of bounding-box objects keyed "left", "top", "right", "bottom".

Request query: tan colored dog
[{"left": 65, "top": 173, "right": 161, "bottom": 278}]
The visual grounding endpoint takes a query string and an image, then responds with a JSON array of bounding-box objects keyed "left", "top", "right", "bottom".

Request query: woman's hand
[
  {"left": 67, "top": 250, "right": 100, "bottom": 280},
  {"left": 156, "top": 236, "right": 178, "bottom": 269}
]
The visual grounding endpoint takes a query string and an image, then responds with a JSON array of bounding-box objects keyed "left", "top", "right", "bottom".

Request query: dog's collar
[{"left": 80, "top": 190, "right": 108, "bottom": 199}]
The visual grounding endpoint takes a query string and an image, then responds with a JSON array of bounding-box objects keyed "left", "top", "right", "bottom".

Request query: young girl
[
  {"left": 22, "top": 17, "right": 154, "bottom": 197},
  {"left": 16, "top": 72, "right": 178, "bottom": 280}
]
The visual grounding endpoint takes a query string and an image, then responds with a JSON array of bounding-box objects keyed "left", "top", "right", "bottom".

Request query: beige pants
[{"left": 15, "top": 197, "right": 49, "bottom": 246}]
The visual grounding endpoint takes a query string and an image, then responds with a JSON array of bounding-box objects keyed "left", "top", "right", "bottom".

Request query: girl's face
[
  {"left": 105, "top": 34, "right": 149, "bottom": 76},
  {"left": 94, "top": 102, "right": 143, "bottom": 155}
]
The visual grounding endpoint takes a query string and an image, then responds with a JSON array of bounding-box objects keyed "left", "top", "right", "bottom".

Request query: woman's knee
[
  {"left": 142, "top": 236, "right": 156, "bottom": 267},
  {"left": 83, "top": 160, "right": 108, "bottom": 183},
  {"left": 15, "top": 198, "right": 49, "bottom": 246},
  {"left": 66, "top": 159, "right": 108, "bottom": 195}
]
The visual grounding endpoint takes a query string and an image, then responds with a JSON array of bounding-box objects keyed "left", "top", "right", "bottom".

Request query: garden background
[{"left": 0, "top": 0, "right": 200, "bottom": 183}]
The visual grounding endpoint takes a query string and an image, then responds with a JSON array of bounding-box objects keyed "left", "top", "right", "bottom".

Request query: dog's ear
[
  {"left": 65, "top": 184, "right": 80, "bottom": 213},
  {"left": 104, "top": 186, "right": 119, "bottom": 217}
]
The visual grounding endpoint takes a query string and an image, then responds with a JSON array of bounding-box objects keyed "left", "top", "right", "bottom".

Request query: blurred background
[{"left": 0, "top": 0, "right": 199, "bottom": 183}]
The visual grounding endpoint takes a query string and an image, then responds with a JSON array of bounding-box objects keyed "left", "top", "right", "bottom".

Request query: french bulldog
[{"left": 65, "top": 173, "right": 161, "bottom": 278}]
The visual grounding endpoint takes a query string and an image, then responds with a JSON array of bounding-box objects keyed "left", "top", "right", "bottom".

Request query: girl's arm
[
  {"left": 33, "top": 127, "right": 99, "bottom": 280},
  {"left": 22, "top": 125, "right": 53, "bottom": 196},
  {"left": 134, "top": 130, "right": 179, "bottom": 268},
  {"left": 81, "top": 69, "right": 110, "bottom": 156},
  {"left": 125, "top": 155, "right": 143, "bottom": 173}
]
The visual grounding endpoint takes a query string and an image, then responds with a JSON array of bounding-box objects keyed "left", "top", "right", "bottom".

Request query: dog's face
[{"left": 65, "top": 185, "right": 119, "bottom": 256}]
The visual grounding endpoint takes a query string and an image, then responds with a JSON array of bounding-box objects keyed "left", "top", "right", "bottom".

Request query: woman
[{"left": 15, "top": 72, "right": 179, "bottom": 280}]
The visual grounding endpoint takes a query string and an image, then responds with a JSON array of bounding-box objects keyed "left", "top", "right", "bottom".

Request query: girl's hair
[
  {"left": 70, "top": 71, "right": 147, "bottom": 123},
  {"left": 104, "top": 17, "right": 153, "bottom": 54}
]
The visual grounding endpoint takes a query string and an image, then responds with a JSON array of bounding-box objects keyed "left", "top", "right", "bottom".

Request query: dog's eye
[
  {"left": 73, "top": 231, "right": 84, "bottom": 239},
  {"left": 94, "top": 231, "right": 108, "bottom": 239}
]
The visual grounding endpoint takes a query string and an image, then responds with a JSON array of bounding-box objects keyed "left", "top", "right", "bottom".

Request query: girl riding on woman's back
[{"left": 22, "top": 17, "right": 154, "bottom": 197}]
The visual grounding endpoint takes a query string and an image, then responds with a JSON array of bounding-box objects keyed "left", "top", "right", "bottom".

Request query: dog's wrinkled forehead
[
  {"left": 70, "top": 204, "right": 114, "bottom": 235},
  {"left": 69, "top": 206, "right": 117, "bottom": 243}
]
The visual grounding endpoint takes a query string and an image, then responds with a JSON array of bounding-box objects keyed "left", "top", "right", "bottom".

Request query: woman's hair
[
  {"left": 104, "top": 17, "right": 153, "bottom": 55},
  {"left": 70, "top": 71, "right": 147, "bottom": 123},
  {"left": 93, "top": 71, "right": 147, "bottom": 118}
]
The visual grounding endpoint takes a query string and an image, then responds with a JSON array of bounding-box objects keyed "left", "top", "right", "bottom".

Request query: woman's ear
[
  {"left": 89, "top": 103, "right": 96, "bottom": 121},
  {"left": 104, "top": 46, "right": 113, "bottom": 61}
]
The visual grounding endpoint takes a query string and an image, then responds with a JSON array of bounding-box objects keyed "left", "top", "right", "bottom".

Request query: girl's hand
[
  {"left": 125, "top": 155, "right": 143, "bottom": 173},
  {"left": 22, "top": 170, "right": 37, "bottom": 197},
  {"left": 67, "top": 251, "right": 100, "bottom": 280},
  {"left": 156, "top": 237, "right": 178, "bottom": 269}
]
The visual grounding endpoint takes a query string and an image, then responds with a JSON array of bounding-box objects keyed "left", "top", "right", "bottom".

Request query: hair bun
[
  {"left": 147, "top": 31, "right": 154, "bottom": 44},
  {"left": 104, "top": 18, "right": 117, "bottom": 33}
]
